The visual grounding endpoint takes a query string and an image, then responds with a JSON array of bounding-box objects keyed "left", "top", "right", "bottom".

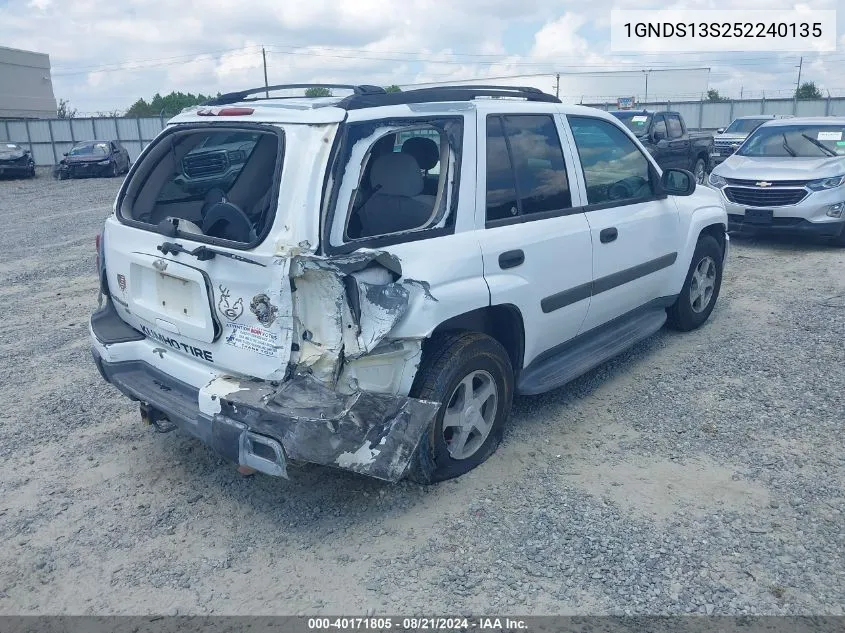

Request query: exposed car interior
[
  {"left": 346, "top": 126, "right": 449, "bottom": 240},
  {"left": 120, "top": 129, "right": 278, "bottom": 243}
]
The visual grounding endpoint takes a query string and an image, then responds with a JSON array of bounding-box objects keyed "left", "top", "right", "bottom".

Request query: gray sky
[{"left": 2, "top": 0, "right": 843, "bottom": 113}]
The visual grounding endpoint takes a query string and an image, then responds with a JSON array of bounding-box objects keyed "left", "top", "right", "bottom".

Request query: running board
[{"left": 517, "top": 305, "right": 668, "bottom": 396}]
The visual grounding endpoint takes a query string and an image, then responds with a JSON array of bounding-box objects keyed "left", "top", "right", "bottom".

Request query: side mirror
[
  {"left": 656, "top": 139, "right": 670, "bottom": 149},
  {"left": 716, "top": 128, "right": 725, "bottom": 134},
  {"left": 661, "top": 168, "right": 696, "bottom": 196},
  {"left": 24, "top": 149, "right": 31, "bottom": 154},
  {"left": 63, "top": 152, "right": 68, "bottom": 156},
  {"left": 653, "top": 130, "right": 666, "bottom": 143}
]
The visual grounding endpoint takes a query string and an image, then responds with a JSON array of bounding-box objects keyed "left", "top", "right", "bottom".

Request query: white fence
[
  {"left": 585, "top": 97, "right": 845, "bottom": 130},
  {"left": 0, "top": 116, "right": 167, "bottom": 166}
]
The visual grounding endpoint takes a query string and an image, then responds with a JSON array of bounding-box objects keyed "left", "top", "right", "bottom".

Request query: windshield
[
  {"left": 737, "top": 125, "right": 845, "bottom": 158},
  {"left": 69, "top": 142, "right": 109, "bottom": 156},
  {"left": 611, "top": 112, "right": 652, "bottom": 136},
  {"left": 724, "top": 118, "right": 770, "bottom": 135}
]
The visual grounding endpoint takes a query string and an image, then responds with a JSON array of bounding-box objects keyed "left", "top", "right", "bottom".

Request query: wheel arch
[{"left": 428, "top": 304, "right": 525, "bottom": 379}]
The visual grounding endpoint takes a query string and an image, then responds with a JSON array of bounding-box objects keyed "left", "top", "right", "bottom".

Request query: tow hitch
[{"left": 140, "top": 402, "right": 176, "bottom": 434}]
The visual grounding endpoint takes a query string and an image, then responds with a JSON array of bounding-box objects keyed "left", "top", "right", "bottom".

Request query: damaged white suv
[{"left": 90, "top": 84, "right": 728, "bottom": 484}]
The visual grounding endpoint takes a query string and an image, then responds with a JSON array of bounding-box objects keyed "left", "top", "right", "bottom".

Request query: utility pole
[
  {"left": 262, "top": 47, "right": 269, "bottom": 98},
  {"left": 555, "top": 73, "right": 560, "bottom": 99},
  {"left": 795, "top": 56, "right": 803, "bottom": 94},
  {"left": 642, "top": 69, "right": 651, "bottom": 104}
]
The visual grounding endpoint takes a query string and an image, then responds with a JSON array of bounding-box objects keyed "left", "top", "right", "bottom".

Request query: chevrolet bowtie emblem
[{"left": 755, "top": 181, "right": 773, "bottom": 187}]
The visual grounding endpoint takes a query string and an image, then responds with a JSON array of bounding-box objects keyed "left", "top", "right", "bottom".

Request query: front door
[
  {"left": 477, "top": 112, "right": 593, "bottom": 369},
  {"left": 564, "top": 114, "right": 682, "bottom": 332}
]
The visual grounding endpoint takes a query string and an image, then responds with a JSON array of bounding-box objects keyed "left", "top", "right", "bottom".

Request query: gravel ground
[{"left": 0, "top": 172, "right": 843, "bottom": 616}]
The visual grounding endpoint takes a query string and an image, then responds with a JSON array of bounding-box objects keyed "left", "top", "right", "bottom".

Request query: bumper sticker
[{"left": 225, "top": 323, "right": 282, "bottom": 357}]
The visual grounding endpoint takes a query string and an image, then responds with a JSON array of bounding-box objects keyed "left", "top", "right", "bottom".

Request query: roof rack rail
[
  {"left": 203, "top": 84, "right": 386, "bottom": 106},
  {"left": 336, "top": 85, "right": 561, "bottom": 110}
]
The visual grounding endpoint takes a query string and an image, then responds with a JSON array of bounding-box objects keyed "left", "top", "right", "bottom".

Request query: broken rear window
[{"left": 118, "top": 125, "right": 283, "bottom": 246}]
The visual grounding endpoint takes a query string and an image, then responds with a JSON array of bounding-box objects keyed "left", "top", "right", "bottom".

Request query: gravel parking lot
[{"left": 1, "top": 171, "right": 843, "bottom": 616}]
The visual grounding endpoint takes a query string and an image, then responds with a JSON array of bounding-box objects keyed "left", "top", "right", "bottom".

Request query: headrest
[
  {"left": 369, "top": 152, "right": 424, "bottom": 196},
  {"left": 401, "top": 137, "right": 440, "bottom": 171}
]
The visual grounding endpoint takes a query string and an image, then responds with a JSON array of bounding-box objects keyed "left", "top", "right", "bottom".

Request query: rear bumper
[
  {"left": 727, "top": 214, "right": 845, "bottom": 238},
  {"left": 90, "top": 301, "right": 437, "bottom": 482}
]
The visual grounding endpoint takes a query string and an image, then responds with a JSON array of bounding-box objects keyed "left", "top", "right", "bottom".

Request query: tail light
[{"left": 95, "top": 232, "right": 108, "bottom": 295}]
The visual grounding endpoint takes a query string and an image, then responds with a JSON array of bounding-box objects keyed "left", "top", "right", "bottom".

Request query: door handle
[
  {"left": 600, "top": 227, "right": 618, "bottom": 244},
  {"left": 498, "top": 249, "right": 524, "bottom": 269}
]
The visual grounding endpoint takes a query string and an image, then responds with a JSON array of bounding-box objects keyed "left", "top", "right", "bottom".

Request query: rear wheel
[
  {"left": 667, "top": 235, "right": 723, "bottom": 331},
  {"left": 406, "top": 332, "right": 514, "bottom": 484},
  {"left": 693, "top": 158, "right": 707, "bottom": 185}
]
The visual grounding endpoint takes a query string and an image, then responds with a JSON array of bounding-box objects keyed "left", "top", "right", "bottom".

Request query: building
[{"left": 0, "top": 46, "right": 57, "bottom": 119}]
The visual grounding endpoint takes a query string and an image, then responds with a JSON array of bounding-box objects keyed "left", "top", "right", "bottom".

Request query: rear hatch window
[{"left": 118, "top": 125, "right": 283, "bottom": 247}]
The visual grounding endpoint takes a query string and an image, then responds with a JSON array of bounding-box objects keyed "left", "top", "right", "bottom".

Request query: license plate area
[
  {"left": 156, "top": 272, "right": 197, "bottom": 320},
  {"left": 744, "top": 209, "right": 773, "bottom": 224}
]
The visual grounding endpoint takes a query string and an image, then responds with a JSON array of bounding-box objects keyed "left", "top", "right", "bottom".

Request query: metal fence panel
[
  {"left": 731, "top": 100, "right": 764, "bottom": 118},
  {"left": 30, "top": 144, "right": 55, "bottom": 166},
  {"left": 117, "top": 118, "right": 140, "bottom": 140},
  {"left": 50, "top": 120, "right": 73, "bottom": 142},
  {"left": 122, "top": 140, "right": 145, "bottom": 162},
  {"left": 6, "top": 121, "right": 29, "bottom": 143},
  {"left": 829, "top": 100, "right": 845, "bottom": 116},
  {"left": 94, "top": 118, "right": 119, "bottom": 140},
  {"left": 700, "top": 102, "right": 732, "bottom": 129},
  {"left": 138, "top": 118, "right": 164, "bottom": 141},
  {"left": 70, "top": 119, "right": 95, "bottom": 140},
  {"left": 762, "top": 99, "right": 794, "bottom": 115},
  {"left": 27, "top": 120, "right": 52, "bottom": 143},
  {"left": 795, "top": 100, "right": 828, "bottom": 117}
]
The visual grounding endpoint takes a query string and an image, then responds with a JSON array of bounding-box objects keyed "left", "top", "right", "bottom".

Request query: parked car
[
  {"left": 58, "top": 140, "right": 130, "bottom": 179},
  {"left": 708, "top": 117, "right": 845, "bottom": 245},
  {"left": 610, "top": 110, "right": 715, "bottom": 184},
  {"left": 0, "top": 143, "right": 36, "bottom": 178},
  {"left": 712, "top": 115, "right": 793, "bottom": 165},
  {"left": 89, "top": 84, "right": 728, "bottom": 485}
]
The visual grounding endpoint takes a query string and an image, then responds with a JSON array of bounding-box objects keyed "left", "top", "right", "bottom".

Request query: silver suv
[
  {"left": 708, "top": 117, "right": 845, "bottom": 245},
  {"left": 712, "top": 115, "right": 792, "bottom": 166}
]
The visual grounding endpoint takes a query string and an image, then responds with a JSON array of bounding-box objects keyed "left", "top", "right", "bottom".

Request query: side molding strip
[{"left": 541, "top": 252, "right": 678, "bottom": 314}]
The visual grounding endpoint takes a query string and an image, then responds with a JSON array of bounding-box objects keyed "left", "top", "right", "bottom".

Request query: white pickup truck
[{"left": 89, "top": 84, "right": 729, "bottom": 484}]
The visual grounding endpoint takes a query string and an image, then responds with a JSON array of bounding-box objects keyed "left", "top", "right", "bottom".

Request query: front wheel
[
  {"left": 406, "top": 332, "right": 514, "bottom": 484},
  {"left": 693, "top": 158, "right": 707, "bottom": 185},
  {"left": 667, "top": 234, "right": 723, "bottom": 331},
  {"left": 110, "top": 161, "right": 119, "bottom": 177}
]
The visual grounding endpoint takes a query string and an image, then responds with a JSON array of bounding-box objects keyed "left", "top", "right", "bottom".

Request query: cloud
[{"left": 1, "top": 0, "right": 843, "bottom": 112}]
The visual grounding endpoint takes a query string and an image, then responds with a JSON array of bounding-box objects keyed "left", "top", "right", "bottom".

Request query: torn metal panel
[
  {"left": 287, "top": 248, "right": 432, "bottom": 384},
  {"left": 216, "top": 374, "right": 439, "bottom": 482}
]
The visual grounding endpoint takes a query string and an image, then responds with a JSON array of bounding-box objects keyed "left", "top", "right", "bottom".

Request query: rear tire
[
  {"left": 693, "top": 158, "right": 707, "bottom": 185},
  {"left": 406, "top": 332, "right": 514, "bottom": 484},
  {"left": 667, "top": 235, "right": 723, "bottom": 331}
]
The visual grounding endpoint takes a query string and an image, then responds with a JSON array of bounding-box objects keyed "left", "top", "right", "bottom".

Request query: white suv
[{"left": 89, "top": 84, "right": 729, "bottom": 484}]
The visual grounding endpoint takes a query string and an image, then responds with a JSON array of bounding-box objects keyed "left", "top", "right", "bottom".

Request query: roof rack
[
  {"left": 336, "top": 85, "right": 561, "bottom": 110},
  {"left": 202, "top": 83, "right": 561, "bottom": 109},
  {"left": 203, "top": 84, "right": 386, "bottom": 106}
]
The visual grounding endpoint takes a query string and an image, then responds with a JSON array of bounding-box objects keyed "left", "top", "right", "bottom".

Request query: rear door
[
  {"left": 666, "top": 114, "right": 691, "bottom": 169},
  {"left": 102, "top": 123, "right": 301, "bottom": 382},
  {"left": 478, "top": 112, "right": 593, "bottom": 369},
  {"left": 564, "top": 114, "right": 681, "bottom": 332}
]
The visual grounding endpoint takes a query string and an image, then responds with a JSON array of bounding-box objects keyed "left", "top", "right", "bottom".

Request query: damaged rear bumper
[{"left": 90, "top": 347, "right": 438, "bottom": 483}]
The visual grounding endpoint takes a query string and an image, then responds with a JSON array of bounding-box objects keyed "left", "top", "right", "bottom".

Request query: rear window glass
[{"left": 119, "top": 127, "right": 281, "bottom": 245}]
